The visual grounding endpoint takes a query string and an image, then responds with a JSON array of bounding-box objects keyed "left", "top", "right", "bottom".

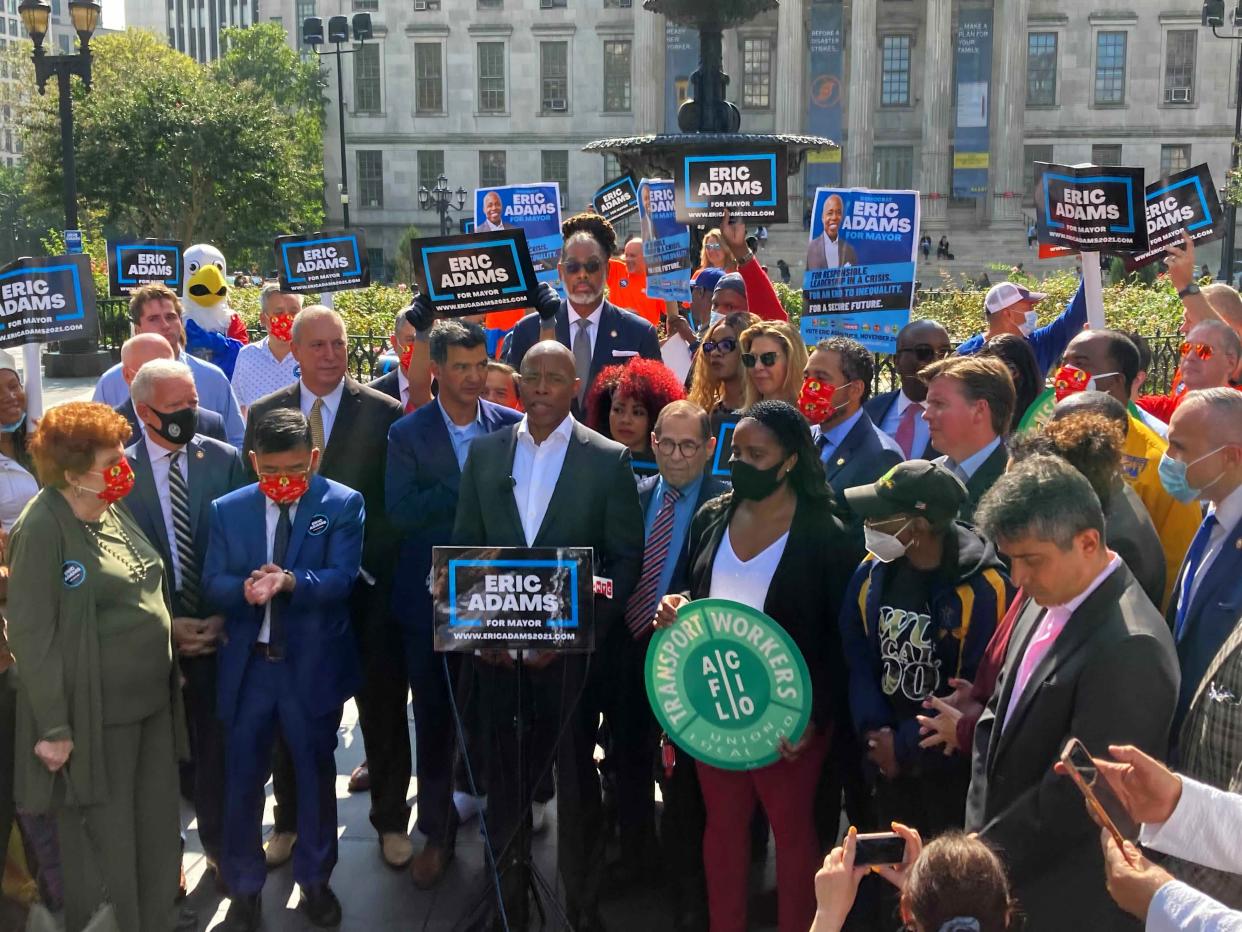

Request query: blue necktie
[{"left": 1174, "top": 513, "right": 1218, "bottom": 641}]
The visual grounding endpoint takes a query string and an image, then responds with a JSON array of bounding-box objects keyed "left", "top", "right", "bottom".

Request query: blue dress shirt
[{"left": 438, "top": 399, "right": 486, "bottom": 470}]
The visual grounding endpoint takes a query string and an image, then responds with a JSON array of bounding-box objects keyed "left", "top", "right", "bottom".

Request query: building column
[
  {"left": 844, "top": 0, "right": 877, "bottom": 187},
  {"left": 920, "top": 0, "right": 952, "bottom": 228},
  {"left": 990, "top": 0, "right": 1029, "bottom": 224},
  {"left": 775, "top": 0, "right": 806, "bottom": 222},
  {"left": 633, "top": 9, "right": 665, "bottom": 135}
]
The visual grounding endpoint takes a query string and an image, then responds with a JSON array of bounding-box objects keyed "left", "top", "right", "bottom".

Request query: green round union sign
[{"left": 645, "top": 598, "right": 813, "bottom": 771}]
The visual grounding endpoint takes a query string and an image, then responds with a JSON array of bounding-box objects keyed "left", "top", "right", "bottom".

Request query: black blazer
[
  {"left": 243, "top": 377, "right": 403, "bottom": 578},
  {"left": 1106, "top": 481, "right": 1166, "bottom": 611},
  {"left": 452, "top": 418, "right": 646, "bottom": 640},
  {"left": 636, "top": 473, "right": 729, "bottom": 598},
  {"left": 965, "top": 564, "right": 1179, "bottom": 931},
  {"left": 863, "top": 390, "right": 938, "bottom": 460},
  {"left": 367, "top": 368, "right": 401, "bottom": 403},
  {"left": 122, "top": 432, "right": 246, "bottom": 617},
  {"left": 815, "top": 410, "right": 902, "bottom": 513},
  {"left": 116, "top": 399, "right": 228, "bottom": 450},
  {"left": 682, "top": 494, "right": 857, "bottom": 726}
]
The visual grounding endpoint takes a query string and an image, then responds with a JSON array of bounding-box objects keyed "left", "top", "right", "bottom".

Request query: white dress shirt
[
  {"left": 878, "top": 391, "right": 931, "bottom": 458},
  {"left": 397, "top": 368, "right": 410, "bottom": 410},
  {"left": 511, "top": 414, "right": 574, "bottom": 546},
  {"left": 1187, "top": 483, "right": 1242, "bottom": 607},
  {"left": 258, "top": 496, "right": 299, "bottom": 644},
  {"left": 0, "top": 452, "right": 38, "bottom": 531},
  {"left": 820, "top": 235, "right": 840, "bottom": 268},
  {"left": 569, "top": 303, "right": 604, "bottom": 358},
  {"left": 299, "top": 378, "right": 346, "bottom": 447},
  {"left": 143, "top": 432, "right": 189, "bottom": 589}
]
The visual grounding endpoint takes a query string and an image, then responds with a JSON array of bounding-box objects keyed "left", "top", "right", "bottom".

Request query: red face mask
[
  {"left": 268, "top": 313, "right": 295, "bottom": 342},
  {"left": 391, "top": 336, "right": 414, "bottom": 372},
  {"left": 797, "top": 377, "right": 838, "bottom": 425},
  {"left": 1052, "top": 364, "right": 1092, "bottom": 402},
  {"left": 83, "top": 458, "right": 135, "bottom": 504},
  {"left": 258, "top": 471, "right": 311, "bottom": 505}
]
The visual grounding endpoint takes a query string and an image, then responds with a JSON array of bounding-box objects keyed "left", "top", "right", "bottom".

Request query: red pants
[{"left": 696, "top": 732, "right": 829, "bottom": 932}]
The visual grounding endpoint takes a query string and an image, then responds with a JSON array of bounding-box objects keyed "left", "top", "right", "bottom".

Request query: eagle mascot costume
[{"left": 182, "top": 243, "right": 248, "bottom": 378}]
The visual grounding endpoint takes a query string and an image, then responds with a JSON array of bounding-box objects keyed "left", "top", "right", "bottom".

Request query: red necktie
[
  {"left": 894, "top": 401, "right": 920, "bottom": 459},
  {"left": 626, "top": 487, "right": 682, "bottom": 637}
]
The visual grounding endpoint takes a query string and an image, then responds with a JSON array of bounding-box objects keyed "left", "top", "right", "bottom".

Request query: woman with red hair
[{"left": 585, "top": 358, "right": 686, "bottom": 478}]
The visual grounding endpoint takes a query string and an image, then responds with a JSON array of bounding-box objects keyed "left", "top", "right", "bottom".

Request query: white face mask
[
  {"left": 1019, "top": 310, "right": 1039, "bottom": 337},
  {"left": 864, "top": 520, "right": 912, "bottom": 563}
]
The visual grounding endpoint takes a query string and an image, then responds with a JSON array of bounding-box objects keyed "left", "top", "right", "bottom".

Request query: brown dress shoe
[
  {"left": 409, "top": 842, "right": 455, "bottom": 889},
  {"left": 264, "top": 831, "right": 297, "bottom": 868},
  {"left": 348, "top": 761, "right": 371, "bottom": 793}
]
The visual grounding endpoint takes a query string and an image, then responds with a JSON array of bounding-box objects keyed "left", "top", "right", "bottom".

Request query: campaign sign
[
  {"left": 411, "top": 230, "right": 540, "bottom": 318},
  {"left": 432, "top": 546, "right": 595, "bottom": 653},
  {"left": 1035, "top": 163, "right": 1148, "bottom": 253},
  {"left": 646, "top": 598, "right": 812, "bottom": 771},
  {"left": 709, "top": 417, "right": 739, "bottom": 479},
  {"left": 275, "top": 230, "right": 370, "bottom": 294},
  {"left": 800, "top": 187, "right": 920, "bottom": 353},
  {"left": 0, "top": 254, "right": 96, "bottom": 349},
  {"left": 1123, "top": 163, "right": 1222, "bottom": 271},
  {"left": 107, "top": 239, "right": 184, "bottom": 296},
  {"left": 593, "top": 174, "right": 640, "bottom": 224},
  {"left": 638, "top": 178, "right": 692, "bottom": 301},
  {"left": 474, "top": 183, "right": 563, "bottom": 291},
  {"left": 672, "top": 150, "right": 788, "bottom": 224}
]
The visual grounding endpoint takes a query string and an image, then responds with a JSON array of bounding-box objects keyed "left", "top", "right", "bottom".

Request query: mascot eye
[
  {"left": 214, "top": 262, "right": 224, "bottom": 270},
  {"left": 188, "top": 261, "right": 200, "bottom": 273}
]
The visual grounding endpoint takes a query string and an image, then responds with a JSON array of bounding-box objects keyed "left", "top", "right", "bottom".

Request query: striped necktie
[
  {"left": 168, "top": 450, "right": 201, "bottom": 616},
  {"left": 626, "top": 487, "right": 682, "bottom": 637}
]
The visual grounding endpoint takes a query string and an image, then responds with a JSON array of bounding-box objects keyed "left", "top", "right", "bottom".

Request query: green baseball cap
[{"left": 844, "top": 459, "right": 968, "bottom": 524}]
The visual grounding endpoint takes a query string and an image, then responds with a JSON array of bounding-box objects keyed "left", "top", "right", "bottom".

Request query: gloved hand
[
  {"left": 403, "top": 293, "right": 436, "bottom": 333},
  {"left": 534, "top": 282, "right": 562, "bottom": 323}
]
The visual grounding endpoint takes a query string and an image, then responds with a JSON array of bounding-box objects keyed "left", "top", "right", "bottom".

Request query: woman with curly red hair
[{"left": 585, "top": 358, "right": 686, "bottom": 478}]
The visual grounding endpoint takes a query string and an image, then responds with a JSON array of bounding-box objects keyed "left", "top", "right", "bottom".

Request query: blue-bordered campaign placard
[
  {"left": 411, "top": 229, "right": 540, "bottom": 318},
  {"left": 1123, "top": 163, "right": 1222, "bottom": 271},
  {"left": 0, "top": 253, "right": 96, "bottom": 349},
  {"left": 800, "top": 187, "right": 919, "bottom": 354},
  {"left": 1035, "top": 163, "right": 1148, "bottom": 253},
  {"left": 275, "top": 230, "right": 370, "bottom": 294},
  {"left": 593, "top": 174, "right": 640, "bottom": 224},
  {"left": 672, "top": 150, "right": 788, "bottom": 224},
  {"left": 638, "top": 178, "right": 692, "bottom": 301},
  {"left": 107, "top": 238, "right": 183, "bottom": 296},
  {"left": 474, "top": 183, "right": 563, "bottom": 291},
  {"left": 432, "top": 546, "right": 595, "bottom": 652},
  {"left": 709, "top": 416, "right": 739, "bottom": 479}
]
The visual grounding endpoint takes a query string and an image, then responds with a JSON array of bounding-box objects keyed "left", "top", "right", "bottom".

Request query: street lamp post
[
  {"left": 418, "top": 174, "right": 467, "bottom": 236},
  {"left": 302, "top": 14, "right": 372, "bottom": 230},
  {"left": 1204, "top": 0, "right": 1242, "bottom": 284}
]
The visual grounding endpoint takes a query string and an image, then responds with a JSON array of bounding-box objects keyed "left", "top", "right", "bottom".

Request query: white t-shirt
[
  {"left": 708, "top": 525, "right": 790, "bottom": 610},
  {"left": 0, "top": 452, "right": 38, "bottom": 531}
]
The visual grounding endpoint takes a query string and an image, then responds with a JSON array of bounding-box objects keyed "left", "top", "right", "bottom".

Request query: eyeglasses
[
  {"left": 896, "top": 344, "right": 950, "bottom": 363},
  {"left": 705, "top": 243, "right": 723, "bottom": 252},
  {"left": 742, "top": 351, "right": 781, "bottom": 368},
  {"left": 702, "top": 338, "right": 737, "bottom": 355},
  {"left": 1181, "top": 341, "right": 1215, "bottom": 360},
  {"left": 563, "top": 259, "right": 603, "bottom": 276},
  {"left": 654, "top": 438, "right": 703, "bottom": 458}
]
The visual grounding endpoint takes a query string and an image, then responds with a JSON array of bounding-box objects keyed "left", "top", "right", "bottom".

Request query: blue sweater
[{"left": 956, "top": 280, "right": 1087, "bottom": 377}]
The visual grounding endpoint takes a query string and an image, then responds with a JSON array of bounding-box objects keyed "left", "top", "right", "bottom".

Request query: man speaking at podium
[{"left": 453, "top": 341, "right": 645, "bottom": 930}]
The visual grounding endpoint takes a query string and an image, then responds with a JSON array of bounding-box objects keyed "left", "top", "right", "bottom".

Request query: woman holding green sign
[{"left": 654, "top": 400, "right": 857, "bottom": 932}]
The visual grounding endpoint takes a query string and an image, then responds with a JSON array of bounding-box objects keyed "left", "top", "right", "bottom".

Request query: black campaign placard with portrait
[
  {"left": 412, "top": 230, "right": 540, "bottom": 318},
  {"left": 1035, "top": 163, "right": 1148, "bottom": 253},
  {"left": 0, "top": 254, "right": 97, "bottom": 348}
]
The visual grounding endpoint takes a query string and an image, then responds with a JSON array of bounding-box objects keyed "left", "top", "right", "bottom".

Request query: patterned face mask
[
  {"left": 258, "top": 471, "right": 311, "bottom": 504},
  {"left": 78, "top": 458, "right": 136, "bottom": 503}
]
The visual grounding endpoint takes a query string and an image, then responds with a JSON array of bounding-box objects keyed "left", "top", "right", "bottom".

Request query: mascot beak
[{"left": 187, "top": 264, "right": 228, "bottom": 307}]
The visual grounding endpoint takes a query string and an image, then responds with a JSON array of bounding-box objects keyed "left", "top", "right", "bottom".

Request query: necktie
[
  {"left": 1174, "top": 513, "right": 1219, "bottom": 641},
  {"left": 168, "top": 450, "right": 200, "bottom": 616},
  {"left": 894, "top": 401, "right": 920, "bottom": 459},
  {"left": 573, "top": 318, "right": 592, "bottom": 404},
  {"left": 626, "top": 487, "right": 682, "bottom": 637},
  {"left": 268, "top": 503, "right": 292, "bottom": 659},
  {"left": 815, "top": 430, "right": 833, "bottom": 464},
  {"left": 309, "top": 397, "right": 325, "bottom": 452}
]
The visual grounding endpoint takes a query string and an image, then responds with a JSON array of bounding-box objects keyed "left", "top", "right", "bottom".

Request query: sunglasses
[
  {"left": 563, "top": 259, "right": 603, "bottom": 275},
  {"left": 897, "top": 344, "right": 949, "bottom": 363},
  {"left": 1181, "top": 341, "right": 1215, "bottom": 360},
  {"left": 705, "top": 243, "right": 723, "bottom": 252},
  {"left": 742, "top": 351, "right": 781, "bottom": 368},
  {"left": 703, "top": 338, "right": 737, "bottom": 355}
]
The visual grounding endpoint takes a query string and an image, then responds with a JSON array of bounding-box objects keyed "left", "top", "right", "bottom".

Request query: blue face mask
[
  {"left": 0, "top": 412, "right": 25, "bottom": 434},
  {"left": 1158, "top": 447, "right": 1227, "bottom": 503}
]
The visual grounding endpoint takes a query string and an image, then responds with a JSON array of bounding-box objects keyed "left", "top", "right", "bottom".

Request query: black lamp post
[
  {"left": 418, "top": 174, "right": 467, "bottom": 236},
  {"left": 302, "top": 13, "right": 372, "bottom": 229},
  {"left": 1204, "top": 0, "right": 1242, "bottom": 284}
]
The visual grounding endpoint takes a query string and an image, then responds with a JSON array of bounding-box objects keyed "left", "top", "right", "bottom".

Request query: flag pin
[
  {"left": 836, "top": 457, "right": 845, "bottom": 466},
  {"left": 196, "top": 450, "right": 205, "bottom": 459},
  {"left": 610, "top": 330, "right": 618, "bottom": 338}
]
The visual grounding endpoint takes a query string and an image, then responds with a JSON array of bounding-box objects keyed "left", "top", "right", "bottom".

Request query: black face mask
[
  {"left": 145, "top": 405, "right": 198, "bottom": 445},
  {"left": 730, "top": 459, "right": 785, "bottom": 501}
]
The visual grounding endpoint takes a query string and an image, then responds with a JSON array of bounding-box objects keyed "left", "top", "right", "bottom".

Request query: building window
[
  {"left": 353, "top": 0, "right": 378, "bottom": 9},
  {"left": 874, "top": 146, "right": 913, "bottom": 189},
  {"left": 540, "top": 0, "right": 567, "bottom": 7},
  {"left": 478, "top": 0, "right": 502, "bottom": 7},
  {"left": 741, "top": 37, "right": 772, "bottom": 109},
  {"left": 604, "top": 0, "right": 633, "bottom": 6},
  {"left": 881, "top": 35, "right": 911, "bottom": 106},
  {"left": 540, "top": 41, "right": 569, "bottom": 112},
  {"left": 415, "top": 43, "right": 443, "bottom": 114},
  {"left": 1023, "top": 144, "right": 1054, "bottom": 202},
  {"left": 418, "top": 150, "right": 445, "bottom": 194},
  {"left": 295, "top": 0, "right": 316, "bottom": 46},
  {"left": 1161, "top": 144, "right": 1191, "bottom": 175},
  {"left": 604, "top": 153, "right": 623, "bottom": 183},
  {"left": 1164, "top": 30, "right": 1196, "bottom": 104},
  {"left": 603, "top": 40, "right": 632, "bottom": 112},
  {"left": 478, "top": 42, "right": 506, "bottom": 112},
  {"left": 1027, "top": 32, "right": 1057, "bottom": 106},
  {"left": 480, "top": 150, "right": 507, "bottom": 187},
  {"left": 1094, "top": 31, "right": 1127, "bottom": 105},
  {"left": 413, "top": 0, "right": 441, "bottom": 8},
  {"left": 357, "top": 150, "right": 384, "bottom": 208},
  {"left": 1091, "top": 144, "right": 1122, "bottom": 166},
  {"left": 542, "top": 150, "right": 570, "bottom": 197},
  {"left": 353, "top": 43, "right": 381, "bottom": 113}
]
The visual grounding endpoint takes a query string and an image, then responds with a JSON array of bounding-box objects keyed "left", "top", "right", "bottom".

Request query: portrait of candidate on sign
[
  {"left": 275, "top": 230, "right": 370, "bottom": 294},
  {"left": 473, "top": 183, "right": 564, "bottom": 288},
  {"left": 107, "top": 238, "right": 184, "bottom": 296},
  {"left": 431, "top": 545, "right": 595, "bottom": 653},
  {"left": 411, "top": 229, "right": 540, "bottom": 319},
  {"left": 637, "top": 178, "right": 692, "bottom": 302},
  {"left": 672, "top": 150, "right": 788, "bottom": 225}
]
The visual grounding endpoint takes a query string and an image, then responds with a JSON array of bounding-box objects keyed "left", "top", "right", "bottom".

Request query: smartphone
[
  {"left": 1059, "top": 737, "right": 1139, "bottom": 853},
  {"left": 853, "top": 832, "right": 906, "bottom": 867}
]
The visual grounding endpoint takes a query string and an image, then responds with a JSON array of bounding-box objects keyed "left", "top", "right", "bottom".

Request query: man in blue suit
[
  {"left": 204, "top": 409, "right": 364, "bottom": 932},
  {"left": 505, "top": 212, "right": 660, "bottom": 411},
  {"left": 385, "top": 318, "right": 522, "bottom": 888},
  {"left": 122, "top": 358, "right": 245, "bottom": 878},
  {"left": 865, "top": 320, "right": 951, "bottom": 460}
]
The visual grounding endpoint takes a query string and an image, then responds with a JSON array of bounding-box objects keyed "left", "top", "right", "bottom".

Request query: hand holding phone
[
  {"left": 852, "top": 832, "right": 906, "bottom": 867},
  {"left": 1059, "top": 738, "right": 1139, "bottom": 860}
]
